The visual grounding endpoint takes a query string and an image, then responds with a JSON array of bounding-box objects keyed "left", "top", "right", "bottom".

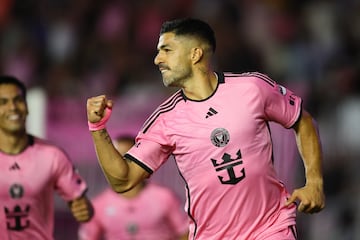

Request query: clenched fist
[
  {"left": 87, "top": 95, "right": 113, "bottom": 124},
  {"left": 68, "top": 196, "right": 94, "bottom": 222}
]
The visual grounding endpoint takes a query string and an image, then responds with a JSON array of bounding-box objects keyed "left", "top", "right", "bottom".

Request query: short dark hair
[
  {"left": 160, "top": 18, "right": 216, "bottom": 52},
  {"left": 0, "top": 75, "right": 27, "bottom": 98}
]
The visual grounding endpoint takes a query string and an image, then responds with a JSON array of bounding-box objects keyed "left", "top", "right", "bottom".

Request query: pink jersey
[
  {"left": 0, "top": 136, "right": 87, "bottom": 240},
  {"left": 126, "top": 72, "right": 301, "bottom": 239},
  {"left": 78, "top": 182, "right": 188, "bottom": 240}
]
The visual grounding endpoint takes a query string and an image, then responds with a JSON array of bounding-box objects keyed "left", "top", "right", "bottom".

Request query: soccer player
[
  {"left": 0, "top": 76, "right": 94, "bottom": 240},
  {"left": 86, "top": 18, "right": 325, "bottom": 239},
  {"left": 78, "top": 135, "right": 189, "bottom": 240}
]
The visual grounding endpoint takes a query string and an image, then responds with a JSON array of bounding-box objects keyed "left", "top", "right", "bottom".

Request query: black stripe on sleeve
[
  {"left": 124, "top": 153, "right": 153, "bottom": 174},
  {"left": 142, "top": 91, "right": 182, "bottom": 128},
  {"left": 235, "top": 71, "right": 275, "bottom": 87}
]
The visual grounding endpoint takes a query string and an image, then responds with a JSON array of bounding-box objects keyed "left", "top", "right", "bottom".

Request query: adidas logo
[
  {"left": 205, "top": 107, "right": 218, "bottom": 118},
  {"left": 9, "top": 162, "right": 20, "bottom": 171}
]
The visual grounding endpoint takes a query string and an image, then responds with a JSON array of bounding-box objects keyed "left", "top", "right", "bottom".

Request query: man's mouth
[
  {"left": 159, "top": 65, "right": 169, "bottom": 73},
  {"left": 7, "top": 113, "right": 22, "bottom": 121}
]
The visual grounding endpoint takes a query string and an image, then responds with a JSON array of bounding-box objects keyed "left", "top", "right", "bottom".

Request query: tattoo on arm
[{"left": 99, "top": 129, "right": 112, "bottom": 144}]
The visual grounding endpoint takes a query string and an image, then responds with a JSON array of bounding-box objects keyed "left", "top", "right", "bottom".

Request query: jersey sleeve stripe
[
  {"left": 226, "top": 71, "right": 276, "bottom": 87},
  {"left": 246, "top": 72, "right": 275, "bottom": 86},
  {"left": 124, "top": 153, "right": 154, "bottom": 174},
  {"left": 142, "top": 90, "right": 182, "bottom": 128},
  {"left": 141, "top": 91, "right": 184, "bottom": 134}
]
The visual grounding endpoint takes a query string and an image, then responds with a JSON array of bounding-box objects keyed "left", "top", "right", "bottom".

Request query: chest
[
  {"left": 167, "top": 90, "right": 268, "bottom": 154},
  {"left": 0, "top": 154, "right": 53, "bottom": 200},
  {"left": 162, "top": 88, "right": 273, "bottom": 184}
]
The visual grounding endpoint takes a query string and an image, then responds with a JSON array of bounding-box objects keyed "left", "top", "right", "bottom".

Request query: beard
[{"left": 162, "top": 67, "right": 192, "bottom": 88}]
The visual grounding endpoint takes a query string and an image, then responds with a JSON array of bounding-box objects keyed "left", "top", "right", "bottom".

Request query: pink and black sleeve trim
[{"left": 124, "top": 153, "right": 154, "bottom": 174}]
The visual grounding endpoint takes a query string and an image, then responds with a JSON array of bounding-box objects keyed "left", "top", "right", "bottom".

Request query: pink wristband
[{"left": 88, "top": 107, "right": 112, "bottom": 131}]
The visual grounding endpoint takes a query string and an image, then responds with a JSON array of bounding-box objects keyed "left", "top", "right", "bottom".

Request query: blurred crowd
[{"left": 1, "top": 0, "right": 360, "bottom": 239}]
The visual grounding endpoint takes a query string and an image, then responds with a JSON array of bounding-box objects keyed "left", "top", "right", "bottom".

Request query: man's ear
[{"left": 191, "top": 47, "right": 204, "bottom": 64}]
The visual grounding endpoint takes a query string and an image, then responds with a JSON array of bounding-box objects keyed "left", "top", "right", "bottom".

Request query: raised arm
[
  {"left": 87, "top": 95, "right": 149, "bottom": 193},
  {"left": 286, "top": 109, "right": 325, "bottom": 213}
]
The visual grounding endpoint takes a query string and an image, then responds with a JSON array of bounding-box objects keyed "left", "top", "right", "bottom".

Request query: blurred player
[
  {"left": 78, "top": 135, "right": 188, "bottom": 240},
  {"left": 0, "top": 75, "right": 93, "bottom": 240}
]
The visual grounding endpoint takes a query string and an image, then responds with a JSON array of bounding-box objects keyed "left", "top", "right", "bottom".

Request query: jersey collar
[{"left": 181, "top": 71, "right": 223, "bottom": 102}]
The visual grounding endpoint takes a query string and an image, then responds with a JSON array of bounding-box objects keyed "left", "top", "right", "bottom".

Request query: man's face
[
  {"left": 154, "top": 32, "right": 193, "bottom": 87},
  {"left": 0, "top": 84, "right": 28, "bottom": 134}
]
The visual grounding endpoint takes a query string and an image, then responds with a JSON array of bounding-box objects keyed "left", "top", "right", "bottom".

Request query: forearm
[
  {"left": 294, "top": 110, "right": 323, "bottom": 186},
  {"left": 91, "top": 129, "right": 131, "bottom": 190}
]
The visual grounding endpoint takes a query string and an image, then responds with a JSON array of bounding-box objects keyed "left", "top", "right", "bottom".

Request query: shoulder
[
  {"left": 30, "top": 136, "right": 71, "bottom": 162},
  {"left": 153, "top": 90, "right": 184, "bottom": 114},
  {"left": 221, "top": 72, "right": 276, "bottom": 87},
  {"left": 220, "top": 72, "right": 279, "bottom": 98},
  {"left": 31, "top": 136, "right": 67, "bottom": 154},
  {"left": 140, "top": 90, "right": 184, "bottom": 133}
]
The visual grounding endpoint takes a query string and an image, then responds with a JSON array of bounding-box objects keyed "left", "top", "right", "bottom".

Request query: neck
[
  {"left": 182, "top": 71, "right": 218, "bottom": 100},
  {"left": 0, "top": 132, "right": 29, "bottom": 154}
]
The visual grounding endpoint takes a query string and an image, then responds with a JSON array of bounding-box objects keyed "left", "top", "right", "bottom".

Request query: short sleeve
[
  {"left": 256, "top": 77, "right": 302, "bottom": 128},
  {"left": 126, "top": 116, "right": 174, "bottom": 173},
  {"left": 53, "top": 149, "right": 87, "bottom": 201}
]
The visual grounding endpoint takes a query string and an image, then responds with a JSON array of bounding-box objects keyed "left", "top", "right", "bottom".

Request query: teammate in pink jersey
[
  {"left": 86, "top": 18, "right": 325, "bottom": 239},
  {"left": 0, "top": 76, "right": 94, "bottom": 240},
  {"left": 78, "top": 135, "right": 188, "bottom": 240}
]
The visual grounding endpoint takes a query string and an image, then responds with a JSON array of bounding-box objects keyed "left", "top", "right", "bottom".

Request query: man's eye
[
  {"left": 15, "top": 97, "right": 26, "bottom": 104},
  {"left": 12, "top": 95, "right": 25, "bottom": 103}
]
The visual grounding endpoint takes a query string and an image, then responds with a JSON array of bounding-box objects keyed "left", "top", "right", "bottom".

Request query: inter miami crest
[
  {"left": 210, "top": 128, "right": 230, "bottom": 147},
  {"left": 126, "top": 222, "right": 139, "bottom": 236},
  {"left": 9, "top": 183, "right": 24, "bottom": 199}
]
